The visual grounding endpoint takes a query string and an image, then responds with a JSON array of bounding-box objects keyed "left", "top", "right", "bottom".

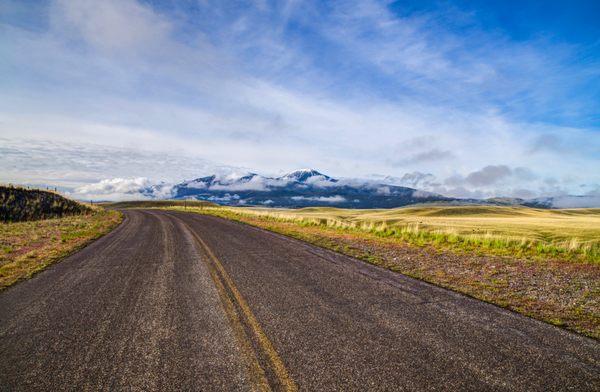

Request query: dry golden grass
[
  {"left": 0, "top": 210, "right": 122, "bottom": 289},
  {"left": 214, "top": 205, "right": 600, "bottom": 263}
]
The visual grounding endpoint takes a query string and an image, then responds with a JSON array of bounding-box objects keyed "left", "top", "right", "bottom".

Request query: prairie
[{"left": 217, "top": 205, "right": 600, "bottom": 263}]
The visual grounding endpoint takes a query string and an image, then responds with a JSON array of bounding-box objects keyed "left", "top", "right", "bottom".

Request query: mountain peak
[{"left": 281, "top": 169, "right": 331, "bottom": 182}]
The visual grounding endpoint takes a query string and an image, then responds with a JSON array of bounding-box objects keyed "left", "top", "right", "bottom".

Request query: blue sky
[{"left": 0, "top": 0, "right": 598, "bottom": 200}]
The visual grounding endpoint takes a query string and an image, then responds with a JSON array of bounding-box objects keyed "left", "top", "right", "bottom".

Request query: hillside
[{"left": 0, "top": 186, "right": 92, "bottom": 222}]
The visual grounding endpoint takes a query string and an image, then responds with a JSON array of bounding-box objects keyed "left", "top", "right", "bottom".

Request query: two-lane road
[{"left": 1, "top": 209, "right": 598, "bottom": 391}]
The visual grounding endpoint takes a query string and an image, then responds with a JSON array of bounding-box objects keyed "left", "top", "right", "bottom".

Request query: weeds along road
[{"left": 0, "top": 209, "right": 598, "bottom": 391}]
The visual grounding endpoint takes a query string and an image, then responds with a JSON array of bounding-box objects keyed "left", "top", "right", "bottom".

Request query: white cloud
[
  {"left": 550, "top": 195, "right": 600, "bottom": 209},
  {"left": 209, "top": 173, "right": 296, "bottom": 191},
  {"left": 206, "top": 193, "right": 241, "bottom": 202},
  {"left": 304, "top": 175, "right": 337, "bottom": 187},
  {"left": 412, "top": 190, "right": 437, "bottom": 198},
  {"left": 209, "top": 176, "right": 268, "bottom": 191},
  {"left": 291, "top": 195, "right": 347, "bottom": 203},
  {"left": 185, "top": 181, "right": 208, "bottom": 190},
  {"left": 464, "top": 165, "right": 513, "bottom": 186},
  {"left": 52, "top": 0, "right": 172, "bottom": 53},
  {"left": 70, "top": 177, "right": 172, "bottom": 201},
  {"left": 0, "top": 137, "right": 231, "bottom": 187},
  {"left": 376, "top": 186, "right": 391, "bottom": 195},
  {"left": 0, "top": 0, "right": 597, "bottom": 199}
]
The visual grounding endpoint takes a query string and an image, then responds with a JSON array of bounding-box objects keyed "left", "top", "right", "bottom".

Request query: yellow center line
[
  {"left": 180, "top": 218, "right": 298, "bottom": 392},
  {"left": 202, "top": 253, "right": 271, "bottom": 392}
]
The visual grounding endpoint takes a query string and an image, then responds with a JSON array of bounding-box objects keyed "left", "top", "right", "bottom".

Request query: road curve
[{"left": 0, "top": 209, "right": 598, "bottom": 391}]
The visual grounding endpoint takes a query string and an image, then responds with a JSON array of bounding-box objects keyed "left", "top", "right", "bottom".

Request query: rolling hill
[{"left": 0, "top": 185, "right": 92, "bottom": 222}]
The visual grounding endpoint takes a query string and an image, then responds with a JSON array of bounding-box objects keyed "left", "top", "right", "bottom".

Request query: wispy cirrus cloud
[{"left": 0, "top": 0, "right": 598, "bottom": 199}]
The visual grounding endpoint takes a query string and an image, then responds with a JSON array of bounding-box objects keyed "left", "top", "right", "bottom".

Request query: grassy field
[
  {"left": 0, "top": 210, "right": 122, "bottom": 289},
  {"left": 213, "top": 205, "right": 600, "bottom": 263},
  {"left": 163, "top": 204, "right": 600, "bottom": 338}
]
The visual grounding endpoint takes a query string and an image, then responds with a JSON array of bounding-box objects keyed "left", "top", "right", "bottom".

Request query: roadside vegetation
[
  {"left": 1, "top": 185, "right": 92, "bottom": 222},
  {"left": 0, "top": 210, "right": 122, "bottom": 289},
  {"left": 0, "top": 186, "right": 122, "bottom": 289},
  {"left": 164, "top": 204, "right": 600, "bottom": 338}
]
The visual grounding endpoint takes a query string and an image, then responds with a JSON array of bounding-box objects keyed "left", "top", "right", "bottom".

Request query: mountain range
[
  {"left": 133, "top": 169, "right": 599, "bottom": 209},
  {"left": 170, "top": 169, "right": 449, "bottom": 208}
]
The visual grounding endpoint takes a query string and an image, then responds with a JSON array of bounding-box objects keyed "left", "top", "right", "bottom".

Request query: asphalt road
[{"left": 0, "top": 209, "right": 598, "bottom": 391}]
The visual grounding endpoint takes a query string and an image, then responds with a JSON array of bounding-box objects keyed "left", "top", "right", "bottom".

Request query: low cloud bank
[
  {"left": 291, "top": 195, "right": 347, "bottom": 203},
  {"left": 70, "top": 177, "right": 173, "bottom": 201},
  {"left": 370, "top": 165, "right": 599, "bottom": 204},
  {"left": 68, "top": 168, "right": 600, "bottom": 208},
  {"left": 551, "top": 195, "right": 600, "bottom": 209}
]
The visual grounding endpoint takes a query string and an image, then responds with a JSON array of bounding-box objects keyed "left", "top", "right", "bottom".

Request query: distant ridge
[
  {"left": 80, "top": 169, "right": 600, "bottom": 209},
  {"left": 171, "top": 169, "right": 450, "bottom": 208}
]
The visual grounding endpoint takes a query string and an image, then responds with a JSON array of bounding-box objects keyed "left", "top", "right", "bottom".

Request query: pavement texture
[{"left": 0, "top": 209, "right": 598, "bottom": 391}]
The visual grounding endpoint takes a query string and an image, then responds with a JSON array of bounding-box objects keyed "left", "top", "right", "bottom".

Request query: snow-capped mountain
[
  {"left": 280, "top": 168, "right": 337, "bottom": 183},
  {"left": 171, "top": 169, "right": 450, "bottom": 208},
  {"left": 73, "top": 169, "right": 600, "bottom": 208}
]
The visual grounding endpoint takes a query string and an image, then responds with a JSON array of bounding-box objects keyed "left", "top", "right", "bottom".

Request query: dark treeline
[{"left": 0, "top": 185, "right": 91, "bottom": 222}]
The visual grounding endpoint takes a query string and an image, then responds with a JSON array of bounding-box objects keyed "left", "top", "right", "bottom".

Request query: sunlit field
[{"left": 199, "top": 205, "right": 600, "bottom": 263}]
